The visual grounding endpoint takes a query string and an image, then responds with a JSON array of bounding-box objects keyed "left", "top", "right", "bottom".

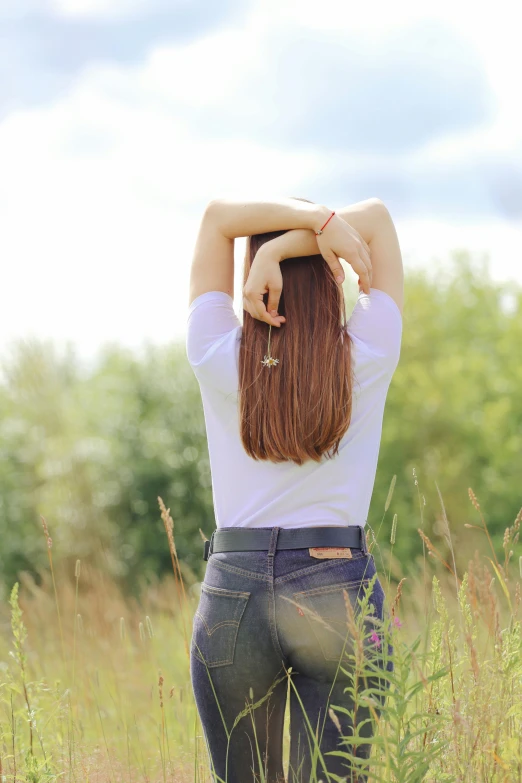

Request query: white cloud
[
  {"left": 264, "top": 0, "right": 522, "bottom": 130},
  {"left": 78, "top": 27, "right": 264, "bottom": 116},
  {"left": 49, "top": 0, "right": 173, "bottom": 19}
]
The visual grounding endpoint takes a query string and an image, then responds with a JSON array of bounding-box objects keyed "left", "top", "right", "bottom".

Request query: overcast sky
[{"left": 1, "top": 0, "right": 521, "bottom": 367}]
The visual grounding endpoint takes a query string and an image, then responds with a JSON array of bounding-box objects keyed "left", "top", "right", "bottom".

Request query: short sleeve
[
  {"left": 347, "top": 287, "right": 402, "bottom": 374},
  {"left": 186, "top": 290, "right": 241, "bottom": 370}
]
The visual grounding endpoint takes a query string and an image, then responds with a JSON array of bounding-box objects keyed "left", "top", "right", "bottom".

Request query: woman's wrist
[
  {"left": 311, "top": 204, "right": 335, "bottom": 233},
  {"left": 257, "top": 227, "right": 321, "bottom": 263}
]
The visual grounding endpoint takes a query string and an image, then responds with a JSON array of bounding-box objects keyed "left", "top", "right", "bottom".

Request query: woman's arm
[
  {"left": 257, "top": 198, "right": 382, "bottom": 263},
  {"left": 206, "top": 197, "right": 332, "bottom": 238}
]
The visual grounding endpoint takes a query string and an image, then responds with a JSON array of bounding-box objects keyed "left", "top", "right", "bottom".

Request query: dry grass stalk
[
  {"left": 328, "top": 707, "right": 342, "bottom": 734},
  {"left": 417, "top": 527, "right": 456, "bottom": 578},
  {"left": 467, "top": 487, "right": 503, "bottom": 573},
  {"left": 390, "top": 577, "right": 407, "bottom": 618},
  {"left": 39, "top": 515, "right": 66, "bottom": 670},
  {"left": 158, "top": 496, "right": 190, "bottom": 660}
]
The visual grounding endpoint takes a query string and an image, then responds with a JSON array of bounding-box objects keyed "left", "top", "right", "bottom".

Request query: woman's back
[{"left": 186, "top": 285, "right": 402, "bottom": 529}]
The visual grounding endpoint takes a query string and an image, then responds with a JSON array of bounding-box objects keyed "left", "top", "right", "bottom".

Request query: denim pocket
[
  {"left": 191, "top": 584, "right": 251, "bottom": 668},
  {"left": 293, "top": 575, "right": 385, "bottom": 663}
]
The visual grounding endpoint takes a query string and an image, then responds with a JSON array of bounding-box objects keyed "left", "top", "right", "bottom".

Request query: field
[{"left": 1, "top": 487, "right": 521, "bottom": 783}]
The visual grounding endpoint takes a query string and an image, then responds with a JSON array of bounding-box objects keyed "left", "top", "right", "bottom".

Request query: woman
[{"left": 186, "top": 196, "right": 403, "bottom": 783}]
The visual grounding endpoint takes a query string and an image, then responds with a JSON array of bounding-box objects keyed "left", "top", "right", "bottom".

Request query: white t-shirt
[{"left": 186, "top": 287, "right": 402, "bottom": 529}]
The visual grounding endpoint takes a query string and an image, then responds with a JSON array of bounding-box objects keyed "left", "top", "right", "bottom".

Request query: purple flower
[
  {"left": 392, "top": 616, "right": 403, "bottom": 629},
  {"left": 370, "top": 631, "right": 381, "bottom": 648}
]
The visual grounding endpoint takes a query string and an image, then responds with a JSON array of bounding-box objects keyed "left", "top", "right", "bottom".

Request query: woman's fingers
[
  {"left": 351, "top": 251, "right": 371, "bottom": 294},
  {"left": 352, "top": 238, "right": 372, "bottom": 289},
  {"left": 323, "top": 250, "right": 345, "bottom": 285},
  {"left": 325, "top": 246, "right": 371, "bottom": 292},
  {"left": 355, "top": 238, "right": 372, "bottom": 282},
  {"left": 243, "top": 295, "right": 268, "bottom": 325},
  {"left": 243, "top": 254, "right": 286, "bottom": 326},
  {"left": 266, "top": 286, "right": 284, "bottom": 321},
  {"left": 316, "top": 219, "right": 373, "bottom": 293},
  {"left": 243, "top": 292, "right": 286, "bottom": 326}
]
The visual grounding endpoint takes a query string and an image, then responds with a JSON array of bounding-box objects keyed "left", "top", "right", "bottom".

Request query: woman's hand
[
  {"left": 242, "top": 248, "right": 287, "bottom": 327},
  {"left": 315, "top": 214, "right": 373, "bottom": 294}
]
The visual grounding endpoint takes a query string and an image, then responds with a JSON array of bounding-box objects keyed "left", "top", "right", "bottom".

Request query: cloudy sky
[{"left": 1, "top": 0, "right": 521, "bottom": 366}]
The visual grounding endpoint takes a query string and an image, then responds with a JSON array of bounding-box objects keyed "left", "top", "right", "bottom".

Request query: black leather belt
[{"left": 203, "top": 525, "right": 367, "bottom": 561}]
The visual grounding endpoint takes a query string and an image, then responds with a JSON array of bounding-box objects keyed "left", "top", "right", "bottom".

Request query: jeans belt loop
[
  {"left": 268, "top": 527, "right": 280, "bottom": 557},
  {"left": 361, "top": 526, "right": 369, "bottom": 555}
]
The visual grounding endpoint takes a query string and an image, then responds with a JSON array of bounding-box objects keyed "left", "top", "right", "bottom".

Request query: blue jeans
[{"left": 190, "top": 527, "right": 393, "bottom": 783}]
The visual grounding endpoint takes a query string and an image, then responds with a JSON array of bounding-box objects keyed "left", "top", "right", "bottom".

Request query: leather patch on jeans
[{"left": 308, "top": 547, "right": 353, "bottom": 559}]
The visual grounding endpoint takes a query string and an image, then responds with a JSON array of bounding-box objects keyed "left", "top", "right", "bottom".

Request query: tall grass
[{"left": 0, "top": 481, "right": 520, "bottom": 782}]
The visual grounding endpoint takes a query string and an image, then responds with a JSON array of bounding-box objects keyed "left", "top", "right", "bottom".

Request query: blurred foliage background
[{"left": 1, "top": 251, "right": 521, "bottom": 601}]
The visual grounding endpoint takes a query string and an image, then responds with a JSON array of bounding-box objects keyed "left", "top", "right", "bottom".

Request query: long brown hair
[{"left": 238, "top": 198, "right": 355, "bottom": 465}]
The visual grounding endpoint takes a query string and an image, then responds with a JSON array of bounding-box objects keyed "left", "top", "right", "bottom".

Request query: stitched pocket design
[
  {"left": 293, "top": 576, "right": 385, "bottom": 663},
  {"left": 191, "top": 584, "right": 251, "bottom": 668}
]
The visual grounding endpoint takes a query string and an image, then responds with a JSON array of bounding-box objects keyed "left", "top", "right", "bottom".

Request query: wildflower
[
  {"left": 370, "top": 630, "right": 381, "bottom": 648},
  {"left": 392, "top": 616, "right": 403, "bottom": 628},
  {"left": 261, "top": 355, "right": 279, "bottom": 367}
]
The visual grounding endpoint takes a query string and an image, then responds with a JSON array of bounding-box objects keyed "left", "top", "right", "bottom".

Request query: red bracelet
[{"left": 314, "top": 210, "right": 336, "bottom": 236}]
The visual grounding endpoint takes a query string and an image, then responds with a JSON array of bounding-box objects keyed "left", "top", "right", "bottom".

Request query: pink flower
[
  {"left": 392, "top": 617, "right": 403, "bottom": 629},
  {"left": 370, "top": 631, "right": 381, "bottom": 647}
]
